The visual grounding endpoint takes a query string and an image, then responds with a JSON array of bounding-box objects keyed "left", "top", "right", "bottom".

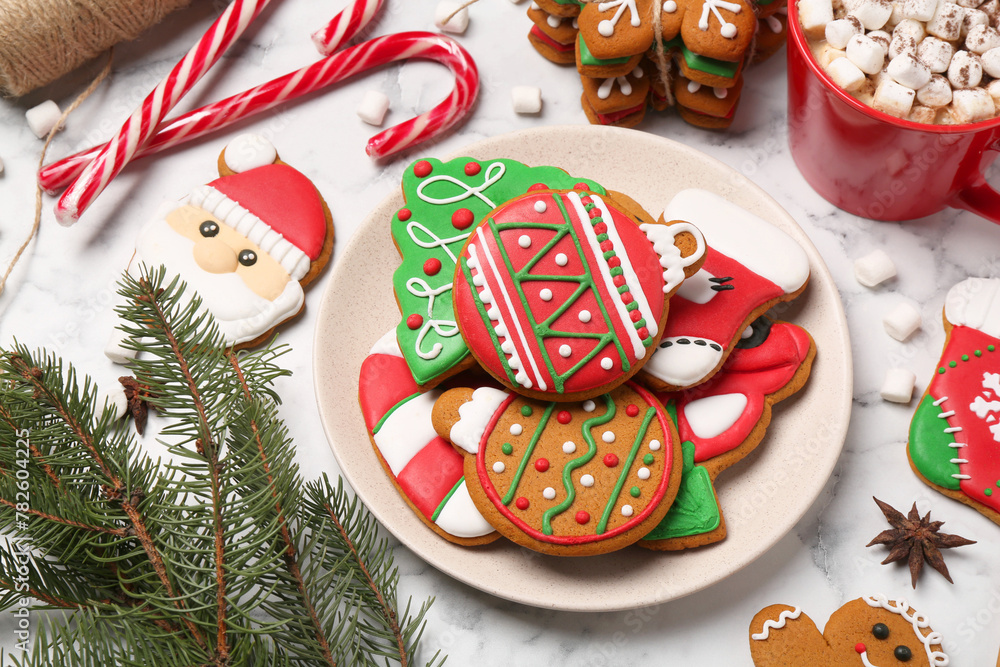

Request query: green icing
[
  {"left": 908, "top": 394, "right": 961, "bottom": 491},
  {"left": 430, "top": 477, "right": 465, "bottom": 522},
  {"left": 642, "top": 440, "right": 721, "bottom": 541},
  {"left": 392, "top": 157, "right": 606, "bottom": 386},
  {"left": 578, "top": 34, "right": 632, "bottom": 66},
  {"left": 657, "top": 37, "right": 739, "bottom": 79},
  {"left": 597, "top": 407, "right": 657, "bottom": 534}
]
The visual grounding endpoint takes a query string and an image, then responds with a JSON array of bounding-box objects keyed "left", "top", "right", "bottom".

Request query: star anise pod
[
  {"left": 118, "top": 376, "right": 152, "bottom": 436},
  {"left": 867, "top": 497, "right": 976, "bottom": 589}
]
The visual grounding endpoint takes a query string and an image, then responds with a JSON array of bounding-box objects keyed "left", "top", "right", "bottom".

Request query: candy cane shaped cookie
[{"left": 359, "top": 330, "right": 497, "bottom": 545}]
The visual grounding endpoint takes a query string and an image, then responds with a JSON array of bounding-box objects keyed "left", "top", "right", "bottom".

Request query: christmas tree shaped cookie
[{"left": 909, "top": 277, "right": 1000, "bottom": 525}]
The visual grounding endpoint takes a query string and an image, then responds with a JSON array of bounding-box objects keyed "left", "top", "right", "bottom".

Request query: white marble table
[{"left": 1, "top": 0, "right": 999, "bottom": 663}]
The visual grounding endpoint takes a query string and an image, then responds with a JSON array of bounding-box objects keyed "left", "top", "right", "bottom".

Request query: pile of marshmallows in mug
[{"left": 799, "top": 0, "right": 1000, "bottom": 123}]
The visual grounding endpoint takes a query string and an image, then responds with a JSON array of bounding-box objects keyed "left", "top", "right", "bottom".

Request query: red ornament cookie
[
  {"left": 452, "top": 187, "right": 705, "bottom": 401},
  {"left": 431, "top": 381, "right": 683, "bottom": 556}
]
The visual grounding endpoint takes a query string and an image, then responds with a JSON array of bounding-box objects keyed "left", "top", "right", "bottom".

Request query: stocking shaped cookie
[
  {"left": 749, "top": 595, "right": 949, "bottom": 667},
  {"left": 640, "top": 189, "right": 810, "bottom": 391},
  {"left": 452, "top": 186, "right": 706, "bottom": 401},
  {"left": 431, "top": 382, "right": 683, "bottom": 555},
  {"left": 909, "top": 277, "right": 1000, "bottom": 525}
]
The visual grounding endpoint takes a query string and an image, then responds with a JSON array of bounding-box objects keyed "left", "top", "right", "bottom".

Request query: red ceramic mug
[{"left": 787, "top": 1, "right": 1000, "bottom": 223}]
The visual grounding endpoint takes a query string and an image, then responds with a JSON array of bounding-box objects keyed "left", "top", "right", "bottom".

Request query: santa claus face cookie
[
  {"left": 432, "top": 382, "right": 683, "bottom": 555},
  {"left": 452, "top": 187, "right": 705, "bottom": 401}
]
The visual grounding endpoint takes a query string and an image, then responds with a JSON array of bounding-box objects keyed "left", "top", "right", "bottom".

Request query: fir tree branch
[
  {"left": 0, "top": 404, "right": 59, "bottom": 489},
  {"left": 0, "top": 500, "right": 126, "bottom": 537}
]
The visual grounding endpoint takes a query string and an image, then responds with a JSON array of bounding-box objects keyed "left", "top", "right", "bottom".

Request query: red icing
[
  {"left": 626, "top": 404, "right": 639, "bottom": 417},
  {"left": 423, "top": 258, "right": 442, "bottom": 276},
  {"left": 528, "top": 25, "right": 575, "bottom": 52},
  {"left": 613, "top": 275, "right": 626, "bottom": 288},
  {"left": 630, "top": 311, "right": 642, "bottom": 322},
  {"left": 406, "top": 314, "right": 424, "bottom": 330},
  {"left": 515, "top": 497, "right": 530, "bottom": 510},
  {"left": 596, "top": 102, "right": 645, "bottom": 125},
  {"left": 855, "top": 644, "right": 866, "bottom": 655},
  {"left": 574, "top": 182, "right": 590, "bottom": 190},
  {"left": 398, "top": 208, "right": 412, "bottom": 221},
  {"left": 358, "top": 353, "right": 419, "bottom": 431},
  {"left": 396, "top": 437, "right": 465, "bottom": 519},
  {"left": 603, "top": 453, "right": 619, "bottom": 467},
  {"left": 606, "top": 254, "right": 618, "bottom": 267},
  {"left": 637, "top": 327, "right": 649, "bottom": 339},
  {"left": 413, "top": 160, "right": 433, "bottom": 177},
  {"left": 556, "top": 410, "right": 572, "bottom": 424},
  {"left": 575, "top": 511, "right": 591, "bottom": 524},
  {"left": 528, "top": 183, "right": 549, "bottom": 191},
  {"left": 452, "top": 208, "right": 475, "bottom": 230},
  {"left": 534, "top": 458, "right": 550, "bottom": 472},
  {"left": 464, "top": 161, "right": 481, "bottom": 176}
]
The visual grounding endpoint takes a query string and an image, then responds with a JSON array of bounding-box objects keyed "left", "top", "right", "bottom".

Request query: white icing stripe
[
  {"left": 449, "top": 387, "right": 509, "bottom": 454},
  {"left": 592, "top": 195, "right": 658, "bottom": 338},
  {"left": 373, "top": 392, "right": 440, "bottom": 475},
  {"left": 434, "top": 479, "right": 495, "bottom": 538},
  {"left": 468, "top": 245, "right": 530, "bottom": 388},
  {"left": 859, "top": 650, "right": 879, "bottom": 667},
  {"left": 751, "top": 607, "right": 801, "bottom": 640},
  {"left": 475, "top": 227, "right": 548, "bottom": 391},
  {"left": 369, "top": 328, "right": 404, "bottom": 357},
  {"left": 568, "top": 192, "right": 645, "bottom": 359},
  {"left": 862, "top": 595, "right": 949, "bottom": 666},
  {"left": 683, "top": 392, "right": 748, "bottom": 439}
]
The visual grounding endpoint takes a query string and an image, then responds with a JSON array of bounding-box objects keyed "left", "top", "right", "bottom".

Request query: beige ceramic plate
[{"left": 314, "top": 126, "right": 851, "bottom": 611}]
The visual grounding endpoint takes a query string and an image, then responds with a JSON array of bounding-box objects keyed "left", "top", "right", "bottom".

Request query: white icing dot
[
  {"left": 543, "top": 487, "right": 556, "bottom": 500},
  {"left": 637, "top": 467, "right": 650, "bottom": 480},
  {"left": 579, "top": 310, "right": 592, "bottom": 323},
  {"left": 602, "top": 431, "right": 615, "bottom": 443},
  {"left": 510, "top": 423, "right": 523, "bottom": 436},
  {"left": 582, "top": 400, "right": 596, "bottom": 412},
  {"left": 555, "top": 253, "right": 569, "bottom": 266},
  {"left": 721, "top": 23, "right": 737, "bottom": 38},
  {"left": 559, "top": 344, "right": 572, "bottom": 358},
  {"left": 518, "top": 235, "right": 531, "bottom": 248},
  {"left": 580, "top": 474, "right": 595, "bottom": 487},
  {"left": 534, "top": 200, "right": 547, "bottom": 213},
  {"left": 648, "top": 439, "right": 661, "bottom": 451},
  {"left": 598, "top": 18, "right": 614, "bottom": 36},
  {"left": 601, "top": 357, "right": 614, "bottom": 370},
  {"left": 493, "top": 461, "right": 506, "bottom": 473},
  {"left": 741, "top": 325, "right": 754, "bottom": 339},
  {"left": 563, "top": 441, "right": 576, "bottom": 454},
  {"left": 664, "top": 0, "right": 677, "bottom": 11},
  {"left": 540, "top": 288, "right": 553, "bottom": 301},
  {"left": 621, "top": 504, "right": 634, "bottom": 517}
]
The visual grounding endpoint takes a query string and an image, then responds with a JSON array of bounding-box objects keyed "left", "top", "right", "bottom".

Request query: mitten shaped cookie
[
  {"left": 749, "top": 595, "right": 949, "bottom": 667},
  {"left": 431, "top": 382, "right": 683, "bottom": 555}
]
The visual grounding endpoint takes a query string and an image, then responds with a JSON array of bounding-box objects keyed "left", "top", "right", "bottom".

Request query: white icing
[
  {"left": 648, "top": 439, "right": 661, "bottom": 451},
  {"left": 675, "top": 269, "right": 719, "bottom": 305},
  {"left": 580, "top": 474, "right": 595, "bottom": 487},
  {"left": 374, "top": 392, "right": 442, "bottom": 474},
  {"left": 518, "top": 234, "right": 532, "bottom": 248},
  {"left": 714, "top": 87, "right": 728, "bottom": 99},
  {"left": 563, "top": 441, "right": 576, "bottom": 453},
  {"left": 555, "top": 253, "right": 568, "bottom": 266},
  {"left": 684, "top": 393, "right": 748, "bottom": 439},
  {"left": 664, "top": 0, "right": 677, "bottom": 10},
  {"left": 751, "top": 607, "right": 802, "bottom": 640},
  {"left": 579, "top": 310, "right": 592, "bottom": 323},
  {"left": 449, "top": 387, "right": 509, "bottom": 454},
  {"left": 699, "top": 0, "right": 742, "bottom": 38},
  {"left": 596, "top": 0, "right": 641, "bottom": 37},
  {"left": 416, "top": 161, "right": 504, "bottom": 208},
  {"left": 741, "top": 325, "right": 754, "bottom": 339},
  {"left": 540, "top": 288, "right": 553, "bottom": 301},
  {"left": 601, "top": 357, "right": 614, "bottom": 370},
  {"left": 493, "top": 461, "right": 506, "bottom": 473},
  {"left": 546, "top": 13, "right": 561, "bottom": 28},
  {"left": 583, "top": 400, "right": 596, "bottom": 412},
  {"left": 621, "top": 505, "right": 634, "bottom": 517},
  {"left": 224, "top": 134, "right": 277, "bottom": 173},
  {"left": 644, "top": 336, "right": 723, "bottom": 387},
  {"left": 688, "top": 80, "right": 702, "bottom": 93},
  {"left": 433, "top": 479, "right": 495, "bottom": 538},
  {"left": 662, "top": 189, "right": 810, "bottom": 294},
  {"left": 602, "top": 431, "right": 616, "bottom": 443},
  {"left": 639, "top": 221, "right": 707, "bottom": 294},
  {"left": 407, "top": 220, "right": 470, "bottom": 263},
  {"left": 637, "top": 467, "right": 650, "bottom": 480},
  {"left": 543, "top": 486, "right": 556, "bottom": 499},
  {"left": 944, "top": 277, "right": 1000, "bottom": 337},
  {"left": 597, "top": 75, "right": 633, "bottom": 100},
  {"left": 534, "top": 200, "right": 548, "bottom": 213},
  {"left": 862, "top": 595, "right": 949, "bottom": 666},
  {"left": 406, "top": 277, "right": 461, "bottom": 360},
  {"left": 972, "top": 372, "right": 1000, "bottom": 442},
  {"left": 559, "top": 344, "right": 572, "bottom": 358},
  {"left": 510, "top": 423, "right": 523, "bottom": 436}
]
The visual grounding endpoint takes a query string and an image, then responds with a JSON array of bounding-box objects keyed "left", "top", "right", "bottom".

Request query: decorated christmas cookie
[
  {"left": 106, "top": 134, "right": 334, "bottom": 362},
  {"left": 640, "top": 189, "right": 810, "bottom": 391},
  {"left": 358, "top": 329, "right": 498, "bottom": 545},
  {"left": 534, "top": 0, "right": 584, "bottom": 18},
  {"left": 642, "top": 316, "right": 815, "bottom": 549},
  {"left": 527, "top": 3, "right": 580, "bottom": 65},
  {"left": 674, "top": 73, "right": 744, "bottom": 129},
  {"left": 749, "top": 595, "right": 949, "bottom": 667},
  {"left": 392, "top": 157, "right": 606, "bottom": 389},
  {"left": 431, "top": 382, "right": 683, "bottom": 556},
  {"left": 908, "top": 277, "right": 1000, "bottom": 526},
  {"left": 580, "top": 64, "right": 651, "bottom": 128},
  {"left": 577, "top": 0, "right": 656, "bottom": 63},
  {"left": 452, "top": 186, "right": 705, "bottom": 401}
]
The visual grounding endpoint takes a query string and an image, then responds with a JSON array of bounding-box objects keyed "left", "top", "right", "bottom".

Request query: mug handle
[{"left": 955, "top": 178, "right": 1000, "bottom": 225}]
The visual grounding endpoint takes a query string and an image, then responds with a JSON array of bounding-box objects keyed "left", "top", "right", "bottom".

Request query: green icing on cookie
[
  {"left": 392, "top": 157, "right": 606, "bottom": 386},
  {"left": 578, "top": 34, "right": 632, "bottom": 66},
  {"left": 657, "top": 37, "right": 739, "bottom": 79},
  {"left": 642, "top": 440, "right": 721, "bottom": 541},
  {"left": 908, "top": 394, "right": 961, "bottom": 490}
]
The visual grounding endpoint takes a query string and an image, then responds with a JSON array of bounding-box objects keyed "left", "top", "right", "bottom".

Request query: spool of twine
[{"left": 0, "top": 0, "right": 191, "bottom": 96}]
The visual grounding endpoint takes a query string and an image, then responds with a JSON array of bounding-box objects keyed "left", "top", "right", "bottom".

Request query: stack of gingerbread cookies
[
  {"left": 357, "top": 155, "right": 816, "bottom": 556},
  {"left": 527, "top": 0, "right": 788, "bottom": 128}
]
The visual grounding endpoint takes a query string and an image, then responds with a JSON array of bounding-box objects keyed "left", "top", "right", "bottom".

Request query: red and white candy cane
[
  {"left": 54, "top": 0, "right": 273, "bottom": 226},
  {"left": 38, "top": 32, "right": 479, "bottom": 194},
  {"left": 312, "top": 0, "right": 385, "bottom": 55}
]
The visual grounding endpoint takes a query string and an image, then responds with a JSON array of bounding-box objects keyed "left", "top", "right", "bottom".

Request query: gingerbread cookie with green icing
[
  {"left": 431, "top": 382, "right": 683, "bottom": 556},
  {"left": 577, "top": 0, "right": 656, "bottom": 62},
  {"left": 392, "top": 157, "right": 606, "bottom": 389},
  {"left": 452, "top": 185, "right": 706, "bottom": 401}
]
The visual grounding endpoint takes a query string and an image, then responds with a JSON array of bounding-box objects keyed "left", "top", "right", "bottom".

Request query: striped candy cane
[
  {"left": 312, "top": 0, "right": 385, "bottom": 55},
  {"left": 39, "top": 32, "right": 479, "bottom": 193},
  {"left": 54, "top": 0, "right": 273, "bottom": 226}
]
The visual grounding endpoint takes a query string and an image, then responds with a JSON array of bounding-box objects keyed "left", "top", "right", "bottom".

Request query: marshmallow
[
  {"left": 356, "top": 90, "right": 390, "bottom": 126},
  {"left": 873, "top": 75, "right": 917, "bottom": 115},
  {"left": 917, "top": 73, "right": 954, "bottom": 105},
  {"left": 899, "top": 0, "right": 938, "bottom": 21},
  {"left": 96, "top": 386, "right": 128, "bottom": 420},
  {"left": 511, "top": 85, "right": 542, "bottom": 113},
  {"left": 908, "top": 103, "right": 939, "bottom": 121},
  {"left": 848, "top": 33, "right": 888, "bottom": 73},
  {"left": 888, "top": 52, "right": 933, "bottom": 87},
  {"left": 869, "top": 29, "right": 893, "bottom": 53},
  {"left": 826, "top": 17, "right": 865, "bottom": 48},
  {"left": 435, "top": 2, "right": 469, "bottom": 34},
  {"left": 25, "top": 100, "right": 61, "bottom": 139},
  {"left": 854, "top": 249, "right": 897, "bottom": 286},
  {"left": 948, "top": 50, "right": 983, "bottom": 87},
  {"left": 817, "top": 44, "right": 849, "bottom": 67},
  {"left": 966, "top": 24, "right": 1000, "bottom": 53},
  {"left": 889, "top": 19, "right": 925, "bottom": 58},
  {"left": 827, "top": 56, "right": 870, "bottom": 90},
  {"left": 917, "top": 36, "right": 955, "bottom": 72},
  {"left": 955, "top": 0, "right": 980, "bottom": 7},
  {"left": 800, "top": 0, "right": 836, "bottom": 37},
  {"left": 849, "top": 0, "right": 894, "bottom": 28},
  {"left": 987, "top": 78, "right": 1000, "bottom": 102},
  {"left": 884, "top": 302, "right": 922, "bottom": 340},
  {"left": 980, "top": 0, "right": 1000, "bottom": 25},
  {"left": 951, "top": 87, "right": 995, "bottom": 122},
  {"left": 926, "top": 0, "right": 963, "bottom": 41},
  {"left": 981, "top": 46, "right": 1000, "bottom": 76},
  {"left": 881, "top": 368, "right": 917, "bottom": 403},
  {"left": 961, "top": 8, "right": 988, "bottom": 37}
]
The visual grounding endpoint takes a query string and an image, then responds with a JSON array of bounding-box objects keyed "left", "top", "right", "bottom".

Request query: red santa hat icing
[{"left": 187, "top": 135, "right": 327, "bottom": 282}]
